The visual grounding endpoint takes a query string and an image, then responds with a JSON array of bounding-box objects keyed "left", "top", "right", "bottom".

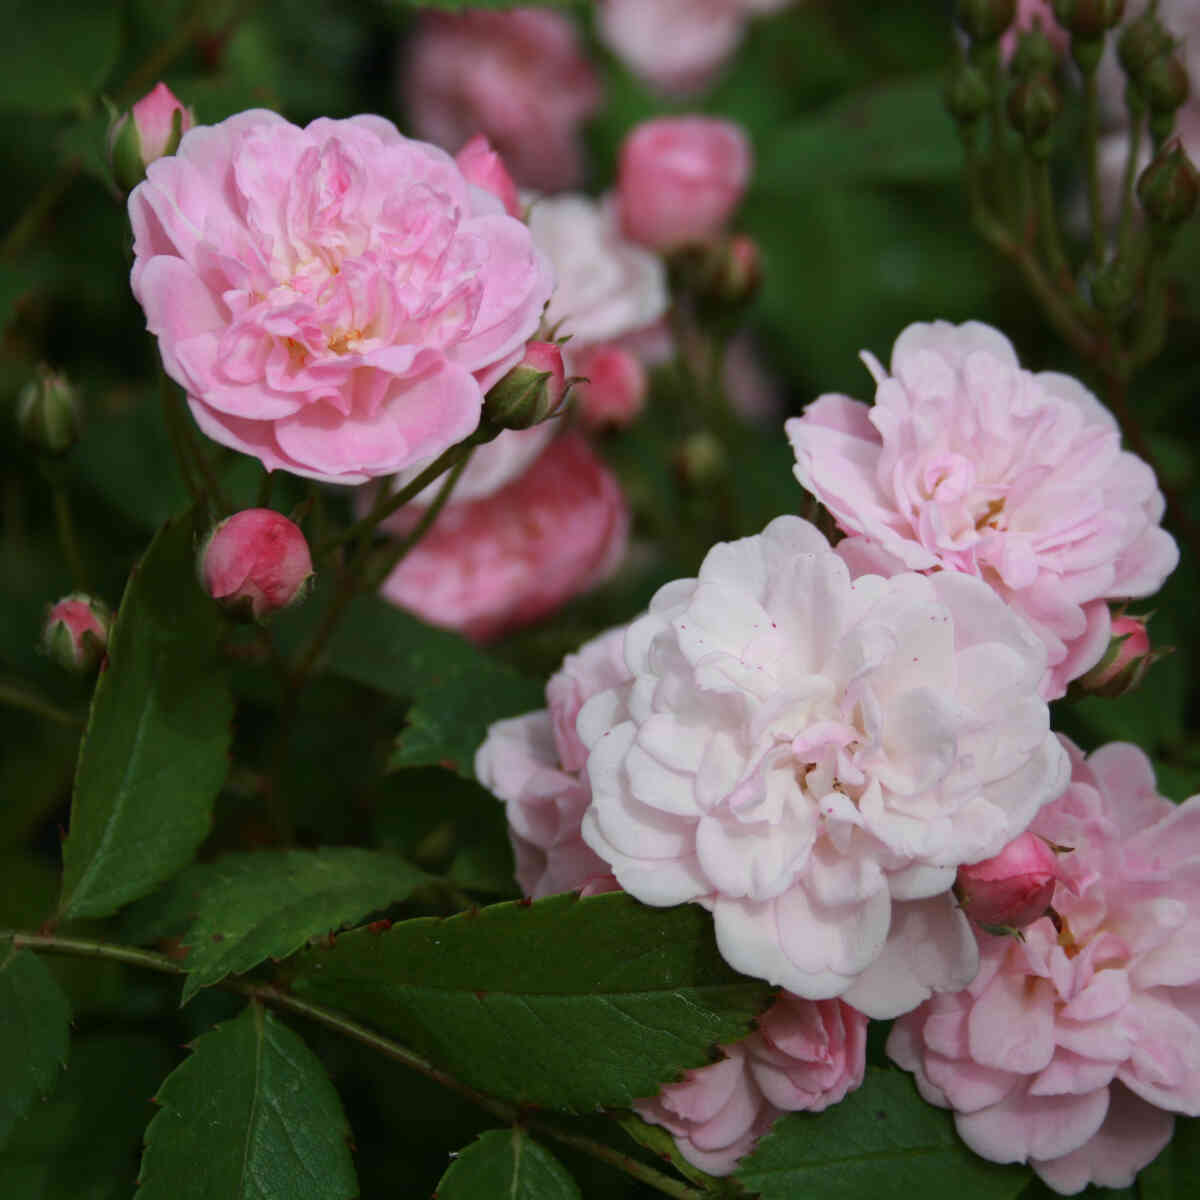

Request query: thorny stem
[{"left": 1, "top": 930, "right": 705, "bottom": 1200}]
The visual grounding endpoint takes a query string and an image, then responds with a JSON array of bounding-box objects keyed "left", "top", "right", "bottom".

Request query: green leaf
[
  {"left": 59, "top": 512, "right": 234, "bottom": 920},
  {"left": 0, "top": 949, "right": 70, "bottom": 1147},
  {"left": 166, "top": 848, "right": 434, "bottom": 1002},
  {"left": 0, "top": 1033, "right": 174, "bottom": 1200},
  {"left": 0, "top": 1, "right": 120, "bottom": 114},
  {"left": 138, "top": 1003, "right": 357, "bottom": 1200},
  {"left": 1139, "top": 1116, "right": 1199, "bottom": 1200},
  {"left": 735, "top": 1067, "right": 1031, "bottom": 1200},
  {"left": 286, "top": 892, "right": 773, "bottom": 1113},
  {"left": 320, "top": 594, "right": 542, "bottom": 778},
  {"left": 437, "top": 1128, "right": 581, "bottom": 1199}
]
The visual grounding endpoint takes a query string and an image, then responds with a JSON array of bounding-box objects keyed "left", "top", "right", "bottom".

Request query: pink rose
[
  {"left": 400, "top": 9, "right": 601, "bottom": 192},
  {"left": 199, "top": 508, "right": 313, "bottom": 621},
  {"left": 43, "top": 594, "right": 111, "bottom": 672},
  {"left": 455, "top": 134, "right": 520, "bottom": 218},
  {"left": 129, "top": 111, "right": 553, "bottom": 484},
  {"left": 889, "top": 737, "right": 1200, "bottom": 1194},
  {"left": 787, "top": 321, "right": 1179, "bottom": 699},
  {"left": 380, "top": 433, "right": 629, "bottom": 643},
  {"left": 476, "top": 626, "right": 631, "bottom": 896},
  {"left": 618, "top": 116, "right": 752, "bottom": 250},
  {"left": 574, "top": 344, "right": 646, "bottom": 429},
  {"left": 599, "top": 0, "right": 794, "bottom": 95},
  {"left": 956, "top": 832, "right": 1060, "bottom": 932},
  {"left": 578, "top": 515, "right": 1068, "bottom": 1018}
]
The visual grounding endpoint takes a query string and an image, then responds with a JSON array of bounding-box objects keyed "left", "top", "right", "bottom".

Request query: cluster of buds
[
  {"left": 1118, "top": 8, "right": 1190, "bottom": 141},
  {"left": 108, "top": 82, "right": 194, "bottom": 194}
]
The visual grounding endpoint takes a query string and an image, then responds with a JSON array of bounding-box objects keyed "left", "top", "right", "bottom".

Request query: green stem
[
  {"left": 0, "top": 680, "right": 84, "bottom": 726},
  {"left": 52, "top": 486, "right": 87, "bottom": 591},
  {"left": 159, "top": 376, "right": 203, "bottom": 503},
  {"left": 1083, "top": 65, "right": 1106, "bottom": 267},
  {"left": 1117, "top": 95, "right": 1146, "bottom": 260},
  {"left": 984, "top": 47, "right": 1013, "bottom": 230},
  {"left": 1034, "top": 158, "right": 1073, "bottom": 289},
  {"left": 0, "top": 930, "right": 703, "bottom": 1200}
]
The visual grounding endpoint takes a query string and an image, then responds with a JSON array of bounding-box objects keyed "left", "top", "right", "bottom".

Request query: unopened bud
[
  {"left": 946, "top": 59, "right": 992, "bottom": 125},
  {"left": 1011, "top": 27, "right": 1062, "bottom": 80},
  {"left": 1051, "top": 0, "right": 1124, "bottom": 38},
  {"left": 483, "top": 341, "right": 568, "bottom": 430},
  {"left": 455, "top": 134, "right": 520, "bottom": 218},
  {"left": 1077, "top": 614, "right": 1163, "bottom": 697},
  {"left": 575, "top": 344, "right": 647, "bottom": 430},
  {"left": 955, "top": 832, "right": 1060, "bottom": 934},
  {"left": 17, "top": 367, "right": 81, "bottom": 455},
  {"left": 43, "top": 594, "right": 110, "bottom": 672},
  {"left": 1008, "top": 73, "right": 1061, "bottom": 152},
  {"left": 957, "top": 0, "right": 1017, "bottom": 43},
  {"left": 675, "top": 432, "right": 726, "bottom": 486},
  {"left": 1137, "top": 139, "right": 1199, "bottom": 229},
  {"left": 1143, "top": 55, "right": 1189, "bottom": 116},
  {"left": 108, "top": 82, "right": 194, "bottom": 193},
  {"left": 1118, "top": 15, "right": 1175, "bottom": 89},
  {"left": 199, "top": 509, "right": 313, "bottom": 622}
]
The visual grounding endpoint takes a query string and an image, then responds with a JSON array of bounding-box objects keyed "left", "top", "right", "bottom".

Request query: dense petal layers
[
  {"left": 130, "top": 111, "right": 553, "bottom": 484},
  {"left": 889, "top": 739, "right": 1200, "bottom": 1193},
  {"left": 787, "top": 321, "right": 1178, "bottom": 698}
]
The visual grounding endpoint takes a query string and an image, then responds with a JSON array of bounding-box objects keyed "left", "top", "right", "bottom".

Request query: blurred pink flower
[
  {"left": 1001, "top": 0, "right": 1070, "bottom": 62},
  {"left": 787, "top": 321, "right": 1178, "bottom": 699},
  {"left": 578, "top": 515, "right": 1068, "bottom": 1017},
  {"left": 889, "top": 738, "right": 1200, "bottom": 1194},
  {"left": 599, "top": 0, "right": 794, "bottom": 95},
  {"left": 380, "top": 433, "right": 628, "bottom": 643},
  {"left": 199, "top": 508, "right": 313, "bottom": 621},
  {"left": 618, "top": 116, "right": 752, "bottom": 250},
  {"left": 455, "top": 134, "right": 520, "bottom": 217},
  {"left": 129, "top": 111, "right": 552, "bottom": 485},
  {"left": 401, "top": 9, "right": 601, "bottom": 192},
  {"left": 575, "top": 344, "right": 646, "bottom": 429}
]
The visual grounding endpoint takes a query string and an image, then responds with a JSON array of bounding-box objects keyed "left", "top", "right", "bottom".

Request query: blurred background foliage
[{"left": 1, "top": 1, "right": 1197, "bottom": 1196}]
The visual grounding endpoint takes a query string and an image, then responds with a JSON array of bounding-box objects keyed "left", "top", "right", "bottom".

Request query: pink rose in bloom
[
  {"left": 787, "top": 321, "right": 1179, "bottom": 699},
  {"left": 578, "top": 515, "right": 1068, "bottom": 1017},
  {"left": 43, "top": 594, "right": 111, "bottom": 672},
  {"left": 599, "top": 0, "right": 794, "bottom": 95},
  {"left": 455, "top": 135, "right": 520, "bottom": 218},
  {"left": 380, "top": 433, "right": 629, "bottom": 643},
  {"left": 476, "top": 626, "right": 632, "bottom": 897},
  {"left": 575, "top": 344, "right": 647, "bottom": 429},
  {"left": 956, "top": 832, "right": 1060, "bottom": 932},
  {"left": 889, "top": 738, "right": 1200, "bottom": 1194},
  {"left": 200, "top": 508, "right": 313, "bottom": 621},
  {"left": 618, "top": 116, "right": 753, "bottom": 250},
  {"left": 129, "top": 111, "right": 553, "bottom": 484},
  {"left": 401, "top": 10, "right": 601, "bottom": 192},
  {"left": 636, "top": 995, "right": 868, "bottom": 1175}
]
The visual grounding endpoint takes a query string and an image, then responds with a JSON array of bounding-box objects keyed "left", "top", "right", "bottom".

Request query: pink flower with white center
[
  {"left": 380, "top": 433, "right": 628, "bottom": 644},
  {"left": 889, "top": 738, "right": 1200, "bottom": 1194},
  {"left": 599, "top": 0, "right": 794, "bottom": 96},
  {"left": 577, "top": 515, "right": 1067, "bottom": 1018},
  {"left": 786, "top": 321, "right": 1179, "bottom": 700},
  {"left": 199, "top": 508, "right": 313, "bottom": 621},
  {"left": 128, "top": 111, "right": 553, "bottom": 485},
  {"left": 400, "top": 9, "right": 601, "bottom": 192},
  {"left": 636, "top": 995, "right": 868, "bottom": 1175},
  {"left": 477, "top": 626, "right": 631, "bottom": 898},
  {"left": 618, "top": 116, "right": 752, "bottom": 250}
]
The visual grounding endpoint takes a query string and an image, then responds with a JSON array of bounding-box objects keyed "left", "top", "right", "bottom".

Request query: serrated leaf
[
  {"left": 321, "top": 594, "right": 542, "bottom": 777},
  {"left": 437, "top": 1128, "right": 581, "bottom": 1199},
  {"left": 0, "top": 949, "right": 70, "bottom": 1147},
  {"left": 735, "top": 1067, "right": 1030, "bottom": 1200},
  {"left": 0, "top": 1, "right": 120, "bottom": 114},
  {"left": 168, "top": 848, "right": 434, "bottom": 1002},
  {"left": 286, "top": 892, "right": 773, "bottom": 1113},
  {"left": 59, "top": 512, "right": 233, "bottom": 920},
  {"left": 138, "top": 1003, "right": 357, "bottom": 1200}
]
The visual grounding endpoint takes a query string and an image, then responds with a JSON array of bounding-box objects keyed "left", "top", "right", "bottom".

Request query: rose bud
[
  {"left": 455, "top": 134, "right": 521, "bottom": 218},
  {"left": 618, "top": 116, "right": 752, "bottom": 251},
  {"left": 43, "top": 593, "right": 111, "bottom": 672},
  {"left": 575, "top": 344, "right": 646, "bottom": 429},
  {"left": 483, "top": 341, "right": 568, "bottom": 430},
  {"left": 17, "top": 366, "right": 81, "bottom": 456},
  {"left": 199, "top": 509, "right": 314, "bottom": 622},
  {"left": 1077, "top": 613, "right": 1161, "bottom": 698},
  {"left": 957, "top": 0, "right": 1018, "bottom": 43},
  {"left": 108, "top": 82, "right": 194, "bottom": 193},
  {"left": 1137, "top": 138, "right": 1200, "bottom": 231},
  {"left": 955, "top": 832, "right": 1060, "bottom": 934}
]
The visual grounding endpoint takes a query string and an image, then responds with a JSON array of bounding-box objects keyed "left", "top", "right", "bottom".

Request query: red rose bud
[
  {"left": 455, "top": 134, "right": 521, "bottom": 218},
  {"left": 200, "top": 509, "right": 313, "bottom": 622},
  {"left": 109, "top": 82, "right": 195, "bottom": 193},
  {"left": 1077, "top": 613, "right": 1161, "bottom": 697},
  {"left": 43, "top": 593, "right": 111, "bottom": 672},
  {"left": 17, "top": 366, "right": 80, "bottom": 456},
  {"left": 575, "top": 344, "right": 647, "bottom": 430},
  {"left": 483, "top": 341, "right": 568, "bottom": 429},
  {"left": 956, "top": 832, "right": 1060, "bottom": 933}
]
